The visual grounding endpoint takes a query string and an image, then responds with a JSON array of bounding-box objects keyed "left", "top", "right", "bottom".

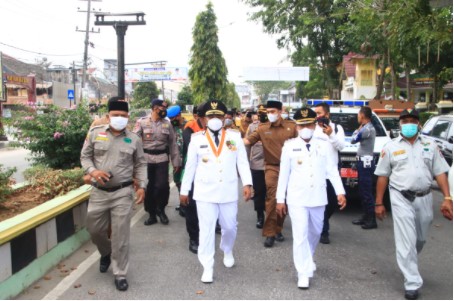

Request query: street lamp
[{"left": 94, "top": 12, "right": 146, "bottom": 99}]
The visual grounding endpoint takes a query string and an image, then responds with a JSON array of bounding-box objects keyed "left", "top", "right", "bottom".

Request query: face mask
[
  {"left": 110, "top": 116, "right": 128, "bottom": 131},
  {"left": 259, "top": 114, "right": 268, "bottom": 123},
  {"left": 401, "top": 123, "right": 419, "bottom": 138},
  {"left": 171, "top": 120, "right": 179, "bottom": 127},
  {"left": 267, "top": 113, "right": 278, "bottom": 123},
  {"left": 158, "top": 109, "right": 167, "bottom": 119},
  {"left": 207, "top": 118, "right": 223, "bottom": 132},
  {"left": 281, "top": 113, "right": 288, "bottom": 119},
  {"left": 299, "top": 127, "right": 314, "bottom": 140},
  {"left": 224, "top": 118, "right": 233, "bottom": 127}
]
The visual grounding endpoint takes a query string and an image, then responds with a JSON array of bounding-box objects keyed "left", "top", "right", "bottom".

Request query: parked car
[{"left": 421, "top": 114, "right": 453, "bottom": 166}]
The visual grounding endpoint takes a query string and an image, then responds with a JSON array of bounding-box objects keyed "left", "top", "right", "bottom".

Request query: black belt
[
  {"left": 390, "top": 186, "right": 431, "bottom": 202},
  {"left": 92, "top": 181, "right": 134, "bottom": 192},
  {"left": 144, "top": 148, "right": 168, "bottom": 155}
]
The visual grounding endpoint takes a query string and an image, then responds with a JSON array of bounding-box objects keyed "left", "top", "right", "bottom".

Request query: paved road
[
  {"left": 17, "top": 185, "right": 452, "bottom": 300},
  {"left": 0, "top": 146, "right": 30, "bottom": 183}
]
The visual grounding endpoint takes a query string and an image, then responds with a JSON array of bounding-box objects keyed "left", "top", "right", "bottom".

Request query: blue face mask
[{"left": 401, "top": 123, "right": 419, "bottom": 138}]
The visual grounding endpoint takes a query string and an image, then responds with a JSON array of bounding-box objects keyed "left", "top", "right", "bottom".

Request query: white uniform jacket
[
  {"left": 276, "top": 137, "right": 345, "bottom": 207},
  {"left": 181, "top": 129, "right": 252, "bottom": 203}
]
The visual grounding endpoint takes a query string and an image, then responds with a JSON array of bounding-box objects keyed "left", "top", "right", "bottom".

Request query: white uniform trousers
[
  {"left": 288, "top": 205, "right": 325, "bottom": 278},
  {"left": 196, "top": 200, "right": 238, "bottom": 270},
  {"left": 390, "top": 189, "right": 433, "bottom": 290}
]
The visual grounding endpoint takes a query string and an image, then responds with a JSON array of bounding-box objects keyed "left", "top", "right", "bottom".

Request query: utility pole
[
  {"left": 76, "top": 0, "right": 102, "bottom": 103},
  {"left": 72, "top": 61, "right": 77, "bottom": 106},
  {"left": 95, "top": 12, "right": 146, "bottom": 99}
]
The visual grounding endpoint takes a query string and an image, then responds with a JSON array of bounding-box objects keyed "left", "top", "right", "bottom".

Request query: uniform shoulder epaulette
[
  {"left": 258, "top": 122, "right": 269, "bottom": 127},
  {"left": 226, "top": 128, "right": 240, "bottom": 133},
  {"left": 89, "top": 124, "right": 106, "bottom": 132},
  {"left": 283, "top": 119, "right": 296, "bottom": 125},
  {"left": 191, "top": 131, "right": 204, "bottom": 137}
]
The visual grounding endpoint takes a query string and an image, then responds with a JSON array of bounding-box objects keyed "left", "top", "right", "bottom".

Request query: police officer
[
  {"left": 244, "top": 100, "right": 298, "bottom": 248},
  {"left": 246, "top": 105, "right": 267, "bottom": 229},
  {"left": 80, "top": 98, "right": 147, "bottom": 291},
  {"left": 351, "top": 106, "right": 377, "bottom": 229},
  {"left": 374, "top": 109, "right": 451, "bottom": 300},
  {"left": 313, "top": 102, "right": 345, "bottom": 244},
  {"left": 224, "top": 110, "right": 239, "bottom": 130},
  {"left": 180, "top": 100, "right": 252, "bottom": 283},
  {"left": 134, "top": 99, "right": 181, "bottom": 225},
  {"left": 276, "top": 107, "right": 346, "bottom": 289}
]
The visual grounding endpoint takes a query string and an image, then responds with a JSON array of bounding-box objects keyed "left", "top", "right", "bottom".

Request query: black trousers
[
  {"left": 185, "top": 184, "right": 199, "bottom": 242},
  {"left": 251, "top": 169, "right": 266, "bottom": 213},
  {"left": 322, "top": 180, "right": 338, "bottom": 235},
  {"left": 144, "top": 162, "right": 170, "bottom": 216}
]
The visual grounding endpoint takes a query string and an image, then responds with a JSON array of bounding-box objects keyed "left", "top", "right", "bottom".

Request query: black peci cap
[
  {"left": 293, "top": 107, "right": 316, "bottom": 125},
  {"left": 399, "top": 109, "right": 419, "bottom": 120},
  {"left": 108, "top": 97, "right": 128, "bottom": 112},
  {"left": 202, "top": 100, "right": 227, "bottom": 116}
]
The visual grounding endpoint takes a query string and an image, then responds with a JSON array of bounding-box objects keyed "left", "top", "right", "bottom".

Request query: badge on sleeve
[{"left": 381, "top": 150, "right": 386, "bottom": 158}]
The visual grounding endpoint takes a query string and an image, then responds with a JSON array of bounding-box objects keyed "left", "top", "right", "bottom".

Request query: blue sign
[{"left": 67, "top": 89, "right": 74, "bottom": 100}]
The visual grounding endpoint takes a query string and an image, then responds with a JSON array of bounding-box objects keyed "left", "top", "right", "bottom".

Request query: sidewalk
[{"left": 16, "top": 186, "right": 453, "bottom": 300}]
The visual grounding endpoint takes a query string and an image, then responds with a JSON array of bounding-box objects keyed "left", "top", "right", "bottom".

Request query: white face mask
[
  {"left": 267, "top": 113, "right": 278, "bottom": 123},
  {"left": 207, "top": 118, "right": 223, "bottom": 132},
  {"left": 299, "top": 127, "right": 314, "bottom": 140},
  {"left": 110, "top": 116, "right": 128, "bottom": 131},
  {"left": 224, "top": 118, "right": 233, "bottom": 127}
]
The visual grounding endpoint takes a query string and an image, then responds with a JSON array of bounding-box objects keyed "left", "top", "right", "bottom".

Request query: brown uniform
[
  {"left": 240, "top": 118, "right": 252, "bottom": 138},
  {"left": 80, "top": 125, "right": 147, "bottom": 277},
  {"left": 133, "top": 116, "right": 181, "bottom": 217},
  {"left": 247, "top": 118, "right": 297, "bottom": 237}
]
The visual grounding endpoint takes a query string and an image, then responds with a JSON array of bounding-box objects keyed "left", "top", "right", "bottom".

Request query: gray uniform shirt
[
  {"left": 80, "top": 125, "right": 148, "bottom": 189},
  {"left": 246, "top": 122, "right": 265, "bottom": 170},
  {"left": 351, "top": 121, "right": 376, "bottom": 157},
  {"left": 375, "top": 135, "right": 449, "bottom": 192},
  {"left": 133, "top": 116, "right": 181, "bottom": 167}
]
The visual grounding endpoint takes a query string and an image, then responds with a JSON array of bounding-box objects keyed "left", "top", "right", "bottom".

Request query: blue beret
[{"left": 167, "top": 105, "right": 181, "bottom": 118}]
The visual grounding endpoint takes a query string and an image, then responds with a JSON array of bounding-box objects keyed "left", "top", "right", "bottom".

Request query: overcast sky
[{"left": 0, "top": 0, "right": 292, "bottom": 83}]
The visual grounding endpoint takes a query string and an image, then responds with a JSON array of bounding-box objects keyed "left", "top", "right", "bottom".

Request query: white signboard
[
  {"left": 125, "top": 66, "right": 188, "bottom": 82},
  {"left": 243, "top": 67, "right": 309, "bottom": 81}
]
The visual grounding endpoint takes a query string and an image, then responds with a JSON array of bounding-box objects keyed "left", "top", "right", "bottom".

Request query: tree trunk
[
  {"left": 405, "top": 65, "right": 411, "bottom": 102},
  {"left": 375, "top": 54, "right": 387, "bottom": 100},
  {"left": 390, "top": 62, "right": 396, "bottom": 100}
]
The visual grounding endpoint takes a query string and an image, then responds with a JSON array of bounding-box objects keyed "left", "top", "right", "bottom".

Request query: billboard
[
  {"left": 243, "top": 66, "right": 309, "bottom": 81},
  {"left": 125, "top": 66, "right": 188, "bottom": 82}
]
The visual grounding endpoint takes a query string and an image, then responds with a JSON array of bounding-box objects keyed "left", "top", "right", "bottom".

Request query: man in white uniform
[
  {"left": 375, "top": 109, "right": 452, "bottom": 300},
  {"left": 180, "top": 100, "right": 252, "bottom": 283},
  {"left": 276, "top": 108, "right": 347, "bottom": 289}
]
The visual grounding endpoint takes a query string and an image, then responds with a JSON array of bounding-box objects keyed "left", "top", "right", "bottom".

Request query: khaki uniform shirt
[
  {"left": 133, "top": 116, "right": 181, "bottom": 167},
  {"left": 80, "top": 125, "right": 147, "bottom": 189},
  {"left": 375, "top": 135, "right": 449, "bottom": 192},
  {"left": 247, "top": 118, "right": 298, "bottom": 166},
  {"left": 246, "top": 122, "right": 264, "bottom": 170}
]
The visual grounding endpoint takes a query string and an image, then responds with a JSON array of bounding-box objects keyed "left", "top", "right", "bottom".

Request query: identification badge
[
  {"left": 293, "top": 148, "right": 302, "bottom": 152},
  {"left": 95, "top": 137, "right": 108, "bottom": 141},
  {"left": 162, "top": 124, "right": 169, "bottom": 128},
  {"left": 124, "top": 138, "right": 132, "bottom": 144},
  {"left": 226, "top": 140, "right": 237, "bottom": 151},
  {"left": 200, "top": 145, "right": 208, "bottom": 148},
  {"left": 392, "top": 150, "right": 406, "bottom": 156}
]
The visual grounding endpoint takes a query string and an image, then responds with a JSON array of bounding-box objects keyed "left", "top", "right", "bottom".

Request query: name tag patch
[
  {"left": 293, "top": 148, "right": 302, "bottom": 151},
  {"left": 392, "top": 150, "right": 406, "bottom": 156},
  {"left": 200, "top": 145, "right": 208, "bottom": 148},
  {"left": 95, "top": 136, "right": 109, "bottom": 141}
]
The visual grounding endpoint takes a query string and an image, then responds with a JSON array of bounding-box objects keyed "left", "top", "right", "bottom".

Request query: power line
[{"left": 0, "top": 41, "right": 82, "bottom": 57}]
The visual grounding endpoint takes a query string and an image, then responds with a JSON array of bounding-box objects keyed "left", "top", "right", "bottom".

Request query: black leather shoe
[
  {"left": 157, "top": 210, "right": 169, "bottom": 225},
  {"left": 264, "top": 236, "right": 275, "bottom": 248},
  {"left": 275, "top": 233, "right": 285, "bottom": 242},
  {"left": 361, "top": 214, "right": 378, "bottom": 230},
  {"left": 352, "top": 215, "right": 366, "bottom": 225},
  {"left": 114, "top": 278, "right": 129, "bottom": 291},
  {"left": 405, "top": 290, "right": 419, "bottom": 300},
  {"left": 189, "top": 240, "right": 198, "bottom": 254},
  {"left": 144, "top": 215, "right": 158, "bottom": 226},
  {"left": 99, "top": 253, "right": 111, "bottom": 273},
  {"left": 256, "top": 218, "right": 264, "bottom": 229},
  {"left": 177, "top": 206, "right": 186, "bottom": 218},
  {"left": 320, "top": 233, "right": 330, "bottom": 244}
]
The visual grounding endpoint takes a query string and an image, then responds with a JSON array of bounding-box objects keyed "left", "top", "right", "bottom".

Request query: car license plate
[{"left": 341, "top": 168, "right": 358, "bottom": 178}]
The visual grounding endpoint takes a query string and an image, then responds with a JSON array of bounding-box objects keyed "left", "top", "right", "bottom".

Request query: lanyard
[{"left": 205, "top": 129, "right": 226, "bottom": 158}]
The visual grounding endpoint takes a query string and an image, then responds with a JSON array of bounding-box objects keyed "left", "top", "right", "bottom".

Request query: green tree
[
  {"left": 177, "top": 85, "right": 193, "bottom": 105},
  {"left": 224, "top": 83, "right": 241, "bottom": 109},
  {"left": 189, "top": 2, "right": 229, "bottom": 105},
  {"left": 248, "top": 81, "right": 292, "bottom": 102},
  {"left": 131, "top": 82, "right": 159, "bottom": 109},
  {"left": 244, "top": 0, "right": 349, "bottom": 98}
]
